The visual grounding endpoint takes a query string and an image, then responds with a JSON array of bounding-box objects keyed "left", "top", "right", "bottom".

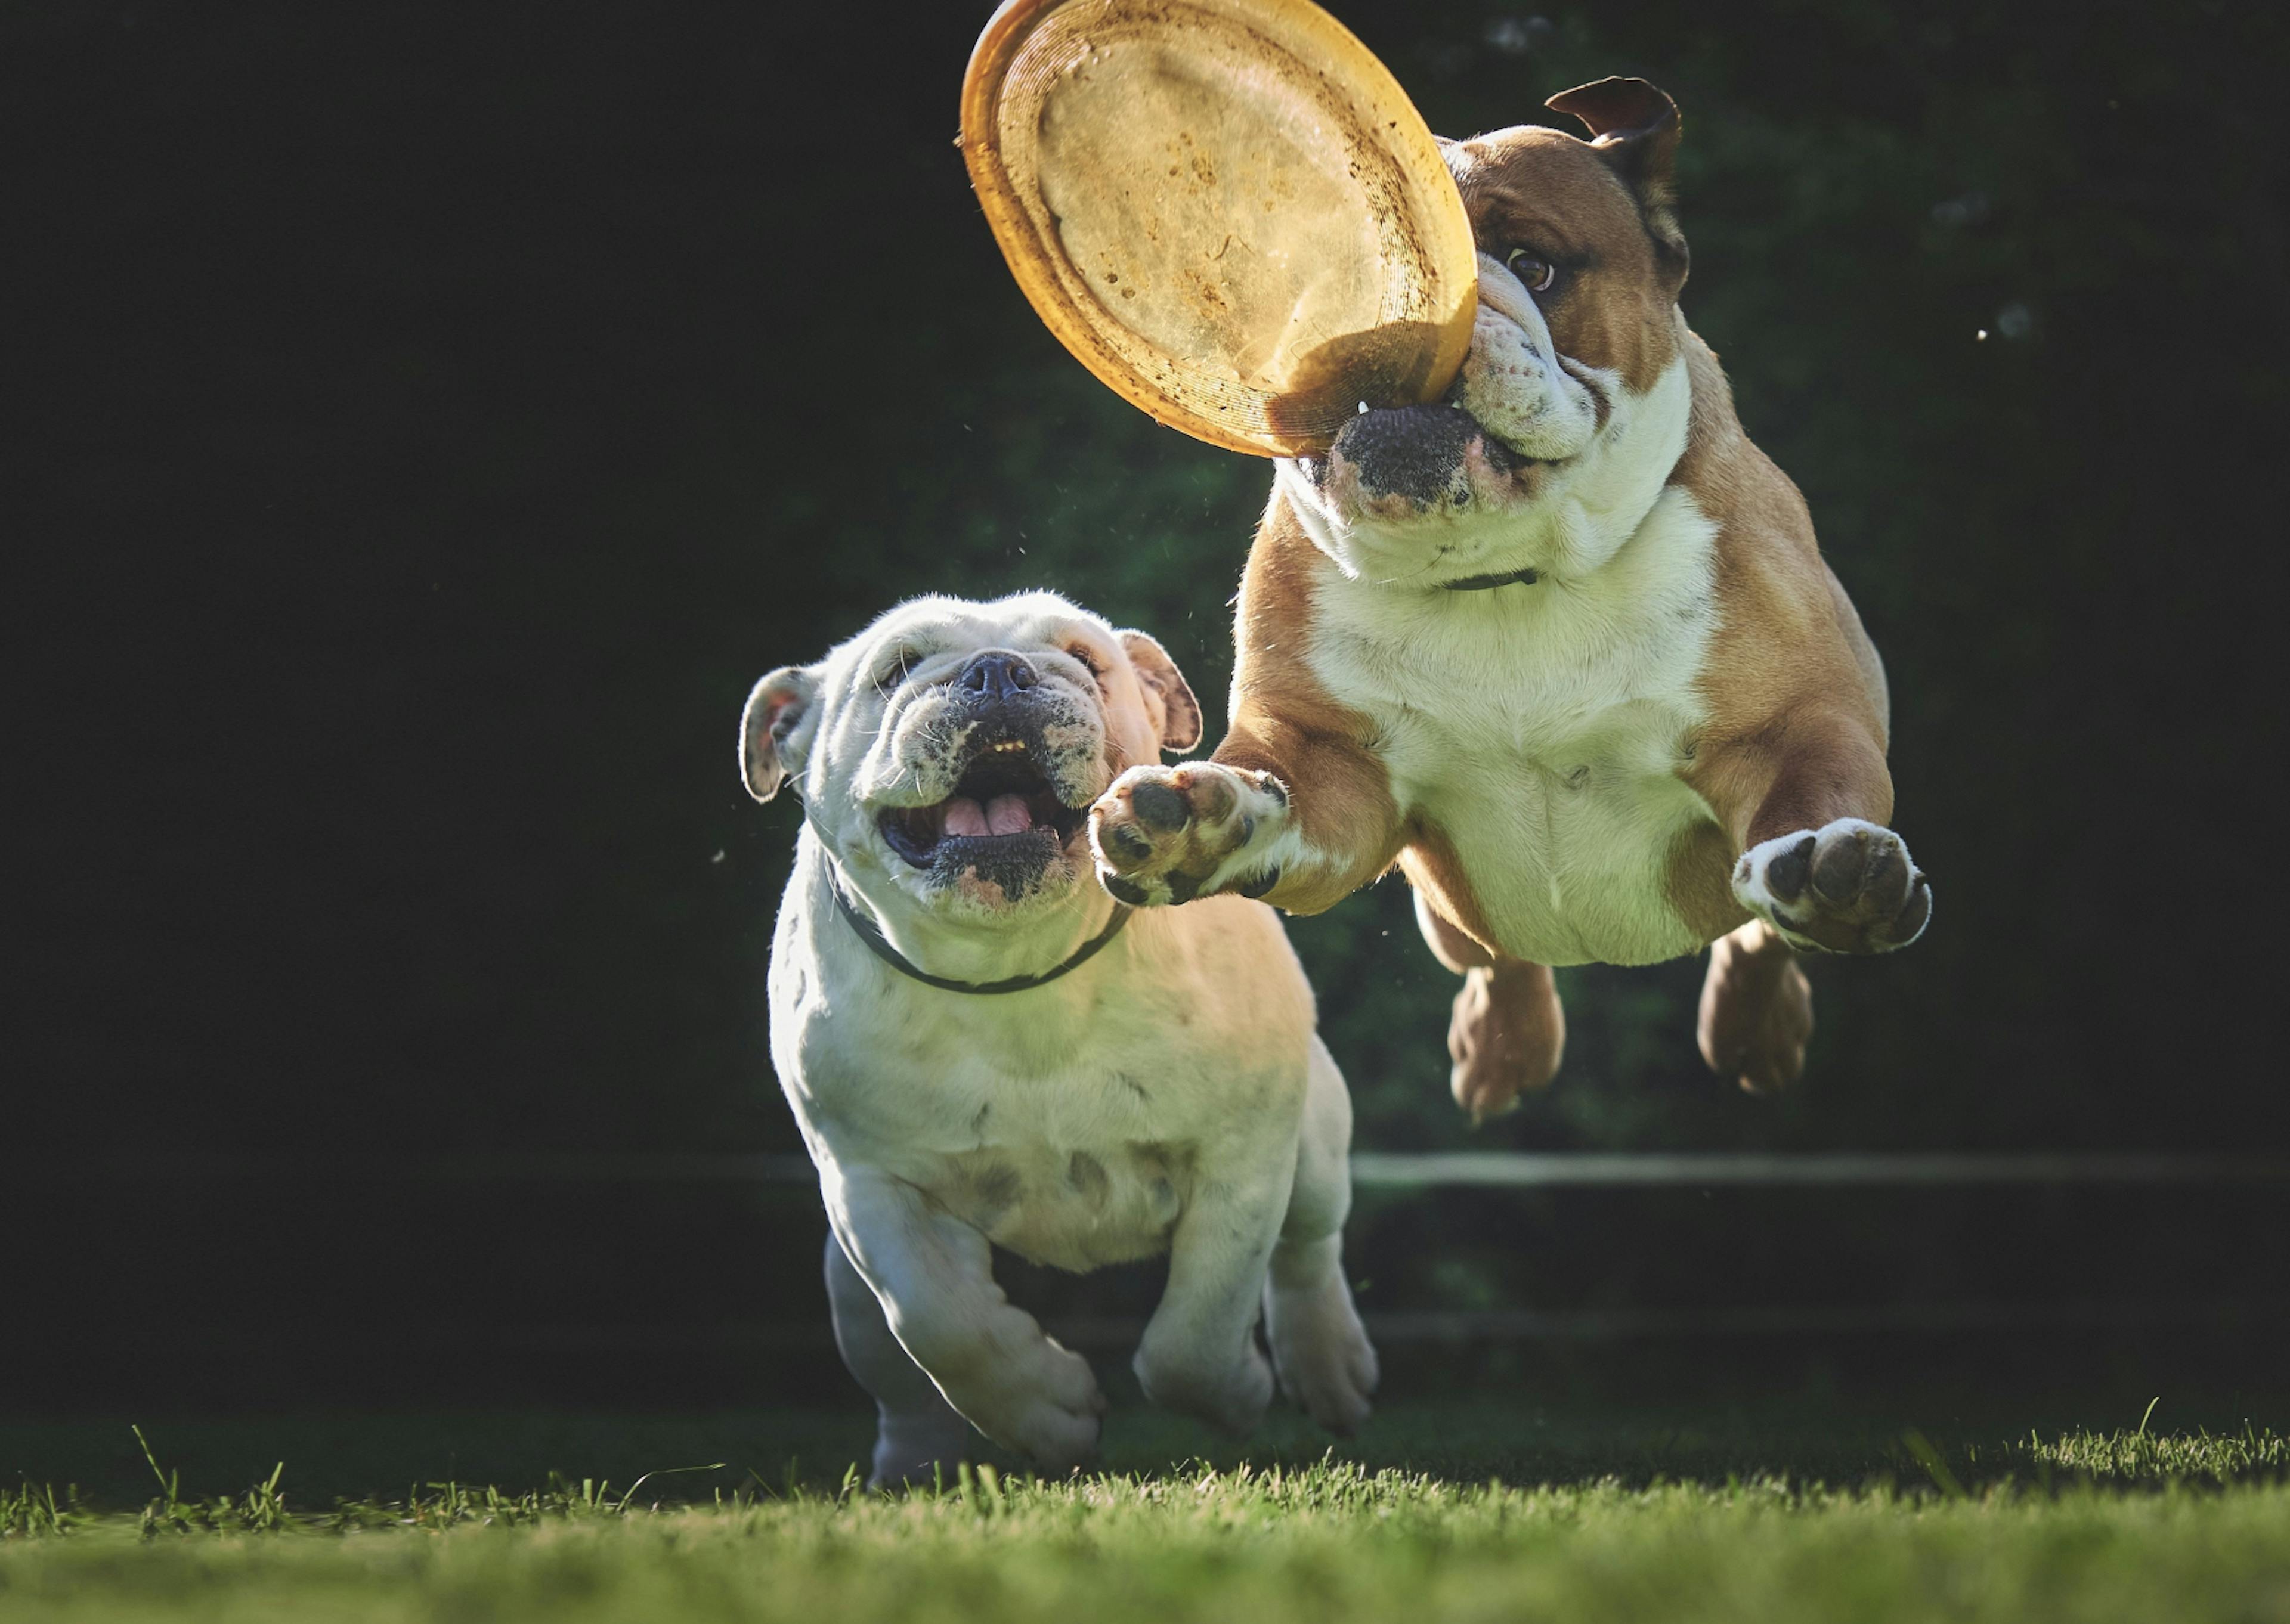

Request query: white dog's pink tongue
[
  {"left": 941, "top": 797, "right": 988, "bottom": 837},
  {"left": 986, "top": 793, "right": 1033, "bottom": 835}
]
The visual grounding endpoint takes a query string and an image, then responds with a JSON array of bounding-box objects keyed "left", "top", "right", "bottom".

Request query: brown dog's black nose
[
  {"left": 956, "top": 651, "right": 1039, "bottom": 701},
  {"left": 1330, "top": 404, "right": 1506, "bottom": 503}
]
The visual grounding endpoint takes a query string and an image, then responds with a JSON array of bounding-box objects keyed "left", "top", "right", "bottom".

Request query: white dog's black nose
[{"left": 956, "top": 650, "right": 1039, "bottom": 701}]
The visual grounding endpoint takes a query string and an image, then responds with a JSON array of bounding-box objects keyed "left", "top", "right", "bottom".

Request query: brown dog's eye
[
  {"left": 1505, "top": 247, "right": 1556, "bottom": 293},
  {"left": 1066, "top": 645, "right": 1106, "bottom": 681}
]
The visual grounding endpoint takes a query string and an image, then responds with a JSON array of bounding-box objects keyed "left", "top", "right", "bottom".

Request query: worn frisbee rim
[{"left": 959, "top": 0, "right": 1477, "bottom": 459}]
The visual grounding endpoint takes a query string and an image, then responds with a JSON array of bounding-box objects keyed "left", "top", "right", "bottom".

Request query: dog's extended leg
[
  {"left": 1413, "top": 890, "right": 1565, "bottom": 1121},
  {"left": 1696, "top": 918, "right": 1812, "bottom": 1093},
  {"left": 1090, "top": 715, "right": 1405, "bottom": 913},
  {"left": 1701, "top": 711, "right": 1932, "bottom": 955},
  {"left": 1262, "top": 1037, "right": 1377, "bottom": 1433},
  {"left": 823, "top": 1230, "right": 974, "bottom": 1490},
  {"left": 827, "top": 1165, "right": 1106, "bottom": 1473},
  {"left": 1132, "top": 1143, "right": 1296, "bottom": 1435}
]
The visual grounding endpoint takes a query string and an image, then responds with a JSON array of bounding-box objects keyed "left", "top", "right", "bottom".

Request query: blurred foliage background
[{"left": 8, "top": 0, "right": 2288, "bottom": 1405}]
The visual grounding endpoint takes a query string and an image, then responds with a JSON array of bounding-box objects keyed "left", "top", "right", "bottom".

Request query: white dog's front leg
[
  {"left": 1263, "top": 1038, "right": 1378, "bottom": 1434},
  {"left": 828, "top": 1165, "right": 1106, "bottom": 1473},
  {"left": 823, "top": 1231, "right": 973, "bottom": 1490},
  {"left": 1132, "top": 1160, "right": 1289, "bottom": 1435}
]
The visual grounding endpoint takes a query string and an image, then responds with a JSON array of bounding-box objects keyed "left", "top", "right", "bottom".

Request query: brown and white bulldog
[{"left": 1090, "top": 78, "right": 1930, "bottom": 1111}]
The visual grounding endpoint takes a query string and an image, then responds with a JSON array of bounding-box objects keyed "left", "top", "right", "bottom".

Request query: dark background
[{"left": 8, "top": 0, "right": 2288, "bottom": 1414}]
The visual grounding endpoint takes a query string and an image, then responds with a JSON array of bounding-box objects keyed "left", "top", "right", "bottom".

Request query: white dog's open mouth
[{"left": 878, "top": 737, "right": 1088, "bottom": 871}]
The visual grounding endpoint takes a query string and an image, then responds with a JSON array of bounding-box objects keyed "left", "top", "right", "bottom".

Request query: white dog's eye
[
  {"left": 1505, "top": 247, "right": 1556, "bottom": 293},
  {"left": 875, "top": 649, "right": 920, "bottom": 688}
]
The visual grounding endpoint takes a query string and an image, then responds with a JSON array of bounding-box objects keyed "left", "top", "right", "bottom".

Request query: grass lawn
[{"left": 4, "top": 1393, "right": 2287, "bottom": 1622}]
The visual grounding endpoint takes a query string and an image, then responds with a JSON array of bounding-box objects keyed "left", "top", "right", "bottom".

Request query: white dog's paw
[
  {"left": 1090, "top": 763, "right": 1288, "bottom": 907},
  {"left": 869, "top": 1414, "right": 977, "bottom": 1493},
  {"left": 1733, "top": 817, "right": 1932, "bottom": 954},
  {"left": 1002, "top": 1338, "right": 1108, "bottom": 1472},
  {"left": 952, "top": 1332, "right": 1106, "bottom": 1474},
  {"left": 1132, "top": 1335, "right": 1275, "bottom": 1437},
  {"left": 1265, "top": 1276, "right": 1378, "bottom": 1436},
  {"left": 995, "top": 1395, "right": 1104, "bottom": 1476}
]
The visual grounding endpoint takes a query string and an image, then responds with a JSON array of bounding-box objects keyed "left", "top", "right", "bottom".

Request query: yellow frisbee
[{"left": 960, "top": 0, "right": 1478, "bottom": 458}]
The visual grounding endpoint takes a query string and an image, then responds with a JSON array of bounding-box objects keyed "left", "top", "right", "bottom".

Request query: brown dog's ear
[
  {"left": 739, "top": 665, "right": 818, "bottom": 802},
  {"left": 1545, "top": 77, "right": 1687, "bottom": 277},
  {"left": 1118, "top": 630, "right": 1202, "bottom": 754}
]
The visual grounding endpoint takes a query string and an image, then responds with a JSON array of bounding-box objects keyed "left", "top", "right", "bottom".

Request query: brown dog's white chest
[{"left": 1305, "top": 485, "right": 1724, "bottom": 966}]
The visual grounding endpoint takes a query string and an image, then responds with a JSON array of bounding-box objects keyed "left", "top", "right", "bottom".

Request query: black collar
[
  {"left": 829, "top": 873, "right": 1132, "bottom": 996},
  {"left": 1443, "top": 566, "right": 1540, "bottom": 592}
]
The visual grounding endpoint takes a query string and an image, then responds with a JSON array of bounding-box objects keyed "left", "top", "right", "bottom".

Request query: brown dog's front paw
[
  {"left": 1088, "top": 764, "right": 1287, "bottom": 906},
  {"left": 1732, "top": 818, "right": 1930, "bottom": 954}
]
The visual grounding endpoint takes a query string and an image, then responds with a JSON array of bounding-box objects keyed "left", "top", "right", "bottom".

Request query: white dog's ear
[
  {"left": 739, "top": 665, "right": 819, "bottom": 802},
  {"left": 1118, "top": 630, "right": 1202, "bottom": 754}
]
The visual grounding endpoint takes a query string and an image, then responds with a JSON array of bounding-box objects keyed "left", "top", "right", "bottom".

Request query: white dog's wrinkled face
[
  {"left": 741, "top": 592, "right": 1200, "bottom": 922},
  {"left": 1275, "top": 108, "right": 1695, "bottom": 587}
]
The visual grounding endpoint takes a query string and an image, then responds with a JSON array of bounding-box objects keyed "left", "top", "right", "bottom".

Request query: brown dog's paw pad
[
  {"left": 1808, "top": 826, "right": 1871, "bottom": 901},
  {"left": 1760, "top": 834, "right": 1815, "bottom": 902},
  {"left": 1101, "top": 820, "right": 1156, "bottom": 865},
  {"left": 1129, "top": 779, "right": 1193, "bottom": 834},
  {"left": 1734, "top": 818, "right": 1930, "bottom": 954},
  {"left": 1088, "top": 765, "right": 1287, "bottom": 906}
]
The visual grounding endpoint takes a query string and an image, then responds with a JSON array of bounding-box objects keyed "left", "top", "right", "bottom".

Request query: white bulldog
[{"left": 741, "top": 591, "right": 1376, "bottom": 1486}]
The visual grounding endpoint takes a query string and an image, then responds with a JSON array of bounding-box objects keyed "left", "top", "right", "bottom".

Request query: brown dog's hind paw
[
  {"left": 1089, "top": 764, "right": 1287, "bottom": 906},
  {"left": 1732, "top": 817, "right": 1930, "bottom": 954},
  {"left": 1697, "top": 919, "right": 1813, "bottom": 1093},
  {"left": 1448, "top": 960, "right": 1565, "bottom": 1121}
]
